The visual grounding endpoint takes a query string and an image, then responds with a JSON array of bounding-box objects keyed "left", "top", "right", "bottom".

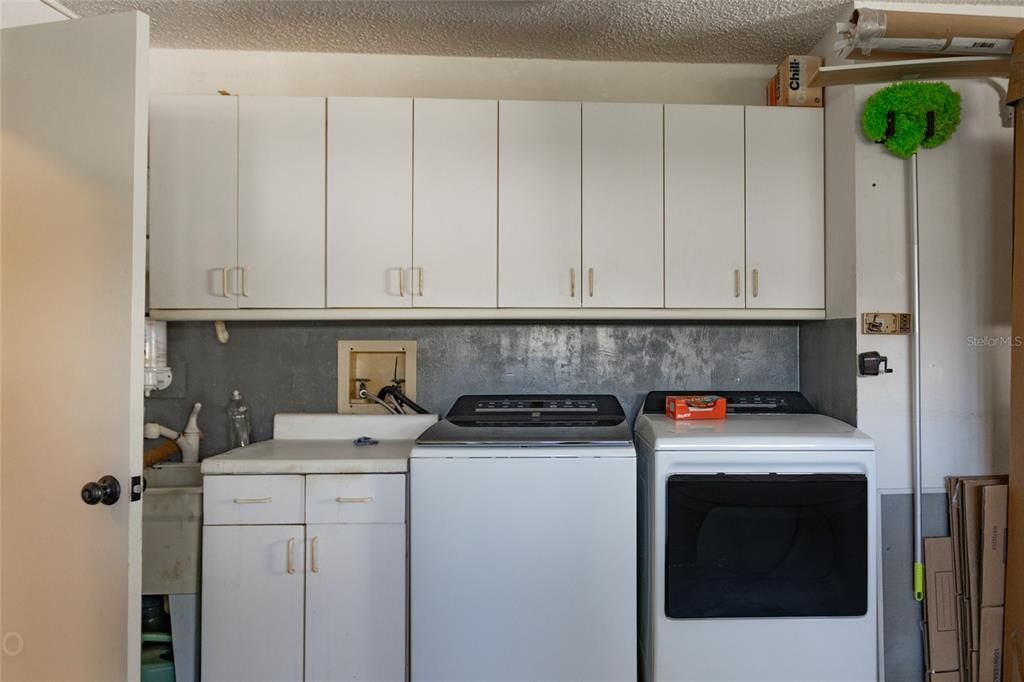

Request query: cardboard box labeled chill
[{"left": 766, "top": 55, "right": 823, "bottom": 108}]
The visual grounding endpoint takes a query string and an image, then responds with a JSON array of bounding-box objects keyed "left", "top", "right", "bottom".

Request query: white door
[
  {"left": 238, "top": 96, "right": 326, "bottom": 308},
  {"left": 582, "top": 102, "right": 664, "bottom": 308},
  {"left": 665, "top": 105, "right": 746, "bottom": 308},
  {"left": 498, "top": 100, "right": 582, "bottom": 308},
  {"left": 1, "top": 12, "right": 148, "bottom": 680},
  {"left": 745, "top": 107, "right": 824, "bottom": 309},
  {"left": 149, "top": 95, "right": 238, "bottom": 309},
  {"left": 327, "top": 97, "right": 413, "bottom": 308},
  {"left": 202, "top": 525, "right": 306, "bottom": 682},
  {"left": 413, "top": 99, "right": 497, "bottom": 307},
  {"left": 306, "top": 524, "right": 407, "bottom": 682}
]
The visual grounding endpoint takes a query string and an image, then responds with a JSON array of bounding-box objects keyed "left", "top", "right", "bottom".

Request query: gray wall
[
  {"left": 145, "top": 321, "right": 799, "bottom": 456},
  {"left": 799, "top": 318, "right": 858, "bottom": 425}
]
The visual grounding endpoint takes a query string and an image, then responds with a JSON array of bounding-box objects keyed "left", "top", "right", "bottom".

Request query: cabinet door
[
  {"left": 327, "top": 97, "right": 413, "bottom": 308},
  {"left": 582, "top": 102, "right": 664, "bottom": 308},
  {"left": 238, "top": 96, "right": 326, "bottom": 308},
  {"left": 665, "top": 105, "right": 746, "bottom": 308},
  {"left": 745, "top": 107, "right": 824, "bottom": 309},
  {"left": 149, "top": 95, "right": 238, "bottom": 309},
  {"left": 413, "top": 99, "right": 497, "bottom": 307},
  {"left": 201, "top": 525, "right": 305, "bottom": 682},
  {"left": 498, "top": 100, "right": 582, "bottom": 308},
  {"left": 305, "top": 524, "right": 406, "bottom": 682}
]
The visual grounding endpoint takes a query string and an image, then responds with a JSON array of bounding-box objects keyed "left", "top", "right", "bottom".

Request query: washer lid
[
  {"left": 635, "top": 413, "right": 874, "bottom": 451},
  {"left": 415, "top": 394, "right": 632, "bottom": 447}
]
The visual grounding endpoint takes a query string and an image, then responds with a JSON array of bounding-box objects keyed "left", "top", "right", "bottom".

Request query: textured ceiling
[{"left": 62, "top": 0, "right": 1024, "bottom": 64}]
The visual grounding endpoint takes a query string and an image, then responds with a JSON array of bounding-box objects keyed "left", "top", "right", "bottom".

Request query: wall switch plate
[
  {"left": 337, "top": 340, "right": 417, "bottom": 414},
  {"left": 861, "top": 312, "right": 912, "bottom": 335}
]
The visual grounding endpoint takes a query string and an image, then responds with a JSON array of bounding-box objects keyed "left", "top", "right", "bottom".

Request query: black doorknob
[{"left": 81, "top": 475, "right": 121, "bottom": 506}]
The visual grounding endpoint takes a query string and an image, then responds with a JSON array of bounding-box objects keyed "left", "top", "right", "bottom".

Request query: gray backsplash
[{"left": 144, "top": 321, "right": 799, "bottom": 457}]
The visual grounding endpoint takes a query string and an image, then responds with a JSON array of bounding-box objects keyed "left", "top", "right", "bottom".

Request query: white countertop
[{"left": 200, "top": 438, "right": 418, "bottom": 474}]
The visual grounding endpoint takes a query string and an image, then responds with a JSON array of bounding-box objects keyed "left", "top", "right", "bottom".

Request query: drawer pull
[
  {"left": 336, "top": 496, "right": 374, "bottom": 504},
  {"left": 287, "top": 537, "right": 296, "bottom": 575},
  {"left": 310, "top": 536, "right": 320, "bottom": 573},
  {"left": 233, "top": 497, "right": 272, "bottom": 505}
]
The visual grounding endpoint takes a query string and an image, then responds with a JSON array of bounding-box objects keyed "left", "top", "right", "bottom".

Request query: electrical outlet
[{"left": 861, "top": 312, "right": 912, "bottom": 335}]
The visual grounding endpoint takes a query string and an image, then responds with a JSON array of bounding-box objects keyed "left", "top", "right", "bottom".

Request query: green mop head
[{"left": 862, "top": 82, "right": 961, "bottom": 159}]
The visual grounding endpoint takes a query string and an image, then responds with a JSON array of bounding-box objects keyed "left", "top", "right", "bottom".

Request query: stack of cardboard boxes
[{"left": 926, "top": 476, "right": 1010, "bottom": 682}]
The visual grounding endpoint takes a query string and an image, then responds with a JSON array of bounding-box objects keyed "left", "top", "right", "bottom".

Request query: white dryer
[
  {"left": 411, "top": 394, "right": 637, "bottom": 682},
  {"left": 635, "top": 391, "right": 877, "bottom": 682}
]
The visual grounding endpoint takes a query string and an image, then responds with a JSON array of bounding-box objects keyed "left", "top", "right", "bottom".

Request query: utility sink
[{"left": 142, "top": 463, "right": 202, "bottom": 595}]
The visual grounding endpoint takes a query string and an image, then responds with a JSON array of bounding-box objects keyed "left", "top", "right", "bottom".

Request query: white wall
[
  {"left": 853, "top": 80, "right": 1013, "bottom": 492},
  {"left": 149, "top": 48, "right": 774, "bottom": 104},
  {"left": 0, "top": 0, "right": 65, "bottom": 28}
]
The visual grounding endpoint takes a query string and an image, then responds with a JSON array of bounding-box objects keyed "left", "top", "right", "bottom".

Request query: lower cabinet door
[
  {"left": 201, "top": 525, "right": 305, "bottom": 682},
  {"left": 305, "top": 523, "right": 407, "bottom": 682}
]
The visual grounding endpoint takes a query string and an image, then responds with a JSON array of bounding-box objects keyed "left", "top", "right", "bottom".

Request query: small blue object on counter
[{"left": 353, "top": 436, "right": 379, "bottom": 446}]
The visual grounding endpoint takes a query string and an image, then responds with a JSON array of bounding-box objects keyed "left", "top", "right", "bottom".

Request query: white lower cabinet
[
  {"left": 305, "top": 524, "right": 407, "bottom": 682},
  {"left": 202, "top": 524, "right": 306, "bottom": 682},
  {"left": 202, "top": 474, "right": 407, "bottom": 682}
]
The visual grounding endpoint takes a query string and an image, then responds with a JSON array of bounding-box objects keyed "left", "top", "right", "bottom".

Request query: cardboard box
[
  {"left": 981, "top": 485, "right": 1009, "bottom": 608},
  {"left": 980, "top": 607, "right": 1005, "bottom": 682},
  {"left": 766, "top": 55, "right": 823, "bottom": 108},
  {"left": 928, "top": 537, "right": 963, "bottom": 674},
  {"left": 947, "top": 475, "right": 1009, "bottom": 682},
  {"left": 664, "top": 395, "right": 726, "bottom": 421}
]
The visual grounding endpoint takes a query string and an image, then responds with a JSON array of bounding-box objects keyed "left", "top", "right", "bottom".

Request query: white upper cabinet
[
  {"left": 498, "top": 100, "right": 582, "bottom": 308},
  {"left": 744, "top": 106, "right": 824, "bottom": 309},
  {"left": 413, "top": 99, "right": 498, "bottom": 308},
  {"left": 149, "top": 95, "right": 238, "bottom": 309},
  {"left": 238, "top": 96, "right": 326, "bottom": 308},
  {"left": 327, "top": 97, "right": 413, "bottom": 308},
  {"left": 665, "top": 105, "right": 746, "bottom": 309},
  {"left": 582, "top": 103, "right": 664, "bottom": 308}
]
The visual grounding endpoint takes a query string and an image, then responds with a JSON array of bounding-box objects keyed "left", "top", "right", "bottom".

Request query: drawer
[
  {"left": 305, "top": 474, "right": 405, "bottom": 524},
  {"left": 203, "top": 475, "right": 304, "bottom": 525}
]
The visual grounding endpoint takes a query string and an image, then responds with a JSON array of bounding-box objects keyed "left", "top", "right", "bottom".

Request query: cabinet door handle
[
  {"left": 219, "top": 268, "right": 230, "bottom": 298},
  {"left": 399, "top": 267, "right": 406, "bottom": 297},
  {"left": 752, "top": 269, "right": 759, "bottom": 298},
  {"left": 241, "top": 267, "right": 250, "bottom": 297},
  {"left": 734, "top": 269, "right": 741, "bottom": 298},
  {"left": 233, "top": 497, "right": 272, "bottom": 504},
  {"left": 417, "top": 267, "right": 424, "bottom": 296},
  {"left": 336, "top": 496, "right": 374, "bottom": 504},
  {"left": 287, "top": 537, "right": 296, "bottom": 575},
  {"left": 570, "top": 268, "right": 576, "bottom": 298},
  {"left": 588, "top": 268, "right": 594, "bottom": 298},
  {"left": 310, "top": 536, "right": 319, "bottom": 573}
]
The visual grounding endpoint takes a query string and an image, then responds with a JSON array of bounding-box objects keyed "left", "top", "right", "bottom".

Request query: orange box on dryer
[{"left": 665, "top": 395, "right": 727, "bottom": 420}]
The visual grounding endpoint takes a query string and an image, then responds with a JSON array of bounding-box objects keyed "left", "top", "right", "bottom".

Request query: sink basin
[{"left": 143, "top": 463, "right": 202, "bottom": 595}]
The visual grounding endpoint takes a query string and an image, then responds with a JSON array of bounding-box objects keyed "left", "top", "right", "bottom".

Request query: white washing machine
[
  {"left": 635, "top": 391, "right": 877, "bottom": 682},
  {"left": 410, "top": 394, "right": 637, "bottom": 682}
]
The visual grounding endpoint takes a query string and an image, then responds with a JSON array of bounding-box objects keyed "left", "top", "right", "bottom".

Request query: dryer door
[{"left": 664, "top": 473, "right": 868, "bottom": 618}]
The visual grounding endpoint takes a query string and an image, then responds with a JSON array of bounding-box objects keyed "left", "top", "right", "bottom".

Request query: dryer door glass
[{"left": 664, "top": 473, "right": 867, "bottom": 618}]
